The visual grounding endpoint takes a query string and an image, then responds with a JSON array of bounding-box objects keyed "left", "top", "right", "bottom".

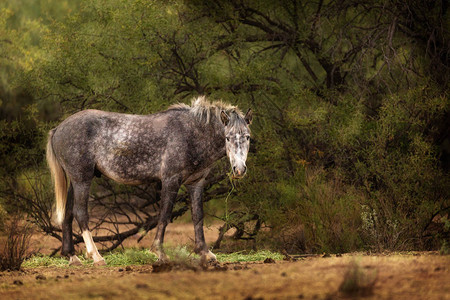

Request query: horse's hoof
[
  {"left": 150, "top": 247, "right": 169, "bottom": 263},
  {"left": 155, "top": 259, "right": 167, "bottom": 265},
  {"left": 156, "top": 254, "right": 169, "bottom": 264},
  {"left": 201, "top": 250, "right": 217, "bottom": 264},
  {"left": 93, "top": 259, "right": 106, "bottom": 266},
  {"left": 69, "top": 255, "right": 82, "bottom": 266}
]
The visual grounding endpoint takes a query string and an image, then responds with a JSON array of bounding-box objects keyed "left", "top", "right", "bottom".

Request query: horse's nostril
[
  {"left": 243, "top": 166, "right": 247, "bottom": 173},
  {"left": 233, "top": 166, "right": 237, "bottom": 173}
]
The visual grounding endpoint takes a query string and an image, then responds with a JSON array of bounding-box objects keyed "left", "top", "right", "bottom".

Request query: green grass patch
[
  {"left": 21, "top": 249, "right": 283, "bottom": 268},
  {"left": 104, "top": 248, "right": 158, "bottom": 266},
  {"left": 216, "top": 250, "right": 284, "bottom": 263},
  {"left": 22, "top": 249, "right": 157, "bottom": 268},
  {"left": 22, "top": 255, "right": 71, "bottom": 268}
]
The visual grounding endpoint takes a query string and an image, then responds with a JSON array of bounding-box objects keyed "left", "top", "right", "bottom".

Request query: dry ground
[
  {"left": 0, "top": 252, "right": 449, "bottom": 299},
  {"left": 1, "top": 222, "right": 449, "bottom": 299}
]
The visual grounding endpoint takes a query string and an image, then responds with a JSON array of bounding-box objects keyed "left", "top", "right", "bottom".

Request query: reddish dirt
[
  {"left": 2, "top": 222, "right": 449, "bottom": 299},
  {"left": 0, "top": 253, "right": 449, "bottom": 299}
]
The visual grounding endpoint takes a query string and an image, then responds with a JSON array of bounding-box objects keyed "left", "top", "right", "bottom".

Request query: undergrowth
[{"left": 0, "top": 215, "right": 33, "bottom": 271}]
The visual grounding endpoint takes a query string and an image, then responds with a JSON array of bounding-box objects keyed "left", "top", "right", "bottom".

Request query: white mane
[{"left": 169, "top": 96, "right": 244, "bottom": 124}]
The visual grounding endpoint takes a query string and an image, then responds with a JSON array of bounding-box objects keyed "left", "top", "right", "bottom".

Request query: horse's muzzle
[{"left": 232, "top": 166, "right": 247, "bottom": 179}]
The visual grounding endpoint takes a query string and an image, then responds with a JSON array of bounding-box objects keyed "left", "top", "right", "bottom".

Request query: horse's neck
[{"left": 201, "top": 119, "right": 226, "bottom": 160}]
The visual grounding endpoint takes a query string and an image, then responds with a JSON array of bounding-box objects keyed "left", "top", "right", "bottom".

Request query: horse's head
[{"left": 220, "top": 108, "right": 252, "bottom": 179}]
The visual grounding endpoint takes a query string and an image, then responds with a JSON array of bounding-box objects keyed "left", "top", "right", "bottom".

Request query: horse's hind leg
[
  {"left": 61, "top": 184, "right": 82, "bottom": 266},
  {"left": 72, "top": 181, "right": 105, "bottom": 266}
]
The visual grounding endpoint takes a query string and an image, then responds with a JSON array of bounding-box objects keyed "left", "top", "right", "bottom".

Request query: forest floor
[{"left": 0, "top": 223, "right": 449, "bottom": 299}]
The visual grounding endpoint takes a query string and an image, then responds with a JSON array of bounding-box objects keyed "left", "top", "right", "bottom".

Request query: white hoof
[
  {"left": 69, "top": 255, "right": 82, "bottom": 266},
  {"left": 201, "top": 250, "right": 217, "bottom": 262},
  {"left": 150, "top": 247, "right": 169, "bottom": 263}
]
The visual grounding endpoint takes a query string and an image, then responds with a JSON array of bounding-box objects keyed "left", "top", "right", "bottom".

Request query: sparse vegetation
[
  {"left": 339, "top": 260, "right": 378, "bottom": 297},
  {"left": 216, "top": 250, "right": 284, "bottom": 263},
  {"left": 22, "top": 255, "right": 70, "bottom": 268},
  {"left": 104, "top": 248, "right": 158, "bottom": 266},
  {"left": 21, "top": 248, "right": 283, "bottom": 268},
  {"left": 0, "top": 215, "right": 33, "bottom": 271}
]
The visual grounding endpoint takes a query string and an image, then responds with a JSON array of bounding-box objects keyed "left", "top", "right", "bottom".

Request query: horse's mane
[{"left": 168, "top": 96, "right": 245, "bottom": 126}]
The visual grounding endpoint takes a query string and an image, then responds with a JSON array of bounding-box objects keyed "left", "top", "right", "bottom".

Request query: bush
[
  {"left": 355, "top": 87, "right": 450, "bottom": 250},
  {"left": 0, "top": 215, "right": 33, "bottom": 271},
  {"left": 230, "top": 84, "right": 448, "bottom": 253},
  {"left": 252, "top": 168, "right": 363, "bottom": 254}
]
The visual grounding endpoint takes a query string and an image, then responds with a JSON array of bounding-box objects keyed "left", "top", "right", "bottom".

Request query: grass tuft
[
  {"left": 339, "top": 260, "right": 377, "bottom": 297},
  {"left": 104, "top": 248, "right": 158, "bottom": 266},
  {"left": 22, "top": 255, "right": 70, "bottom": 268},
  {"left": 216, "top": 250, "right": 283, "bottom": 263}
]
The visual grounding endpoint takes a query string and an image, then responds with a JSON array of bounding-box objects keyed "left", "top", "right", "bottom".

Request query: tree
[{"left": 0, "top": 0, "right": 448, "bottom": 253}]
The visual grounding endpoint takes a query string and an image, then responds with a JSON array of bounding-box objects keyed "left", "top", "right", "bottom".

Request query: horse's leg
[
  {"left": 61, "top": 184, "right": 82, "bottom": 266},
  {"left": 188, "top": 180, "right": 216, "bottom": 263},
  {"left": 72, "top": 181, "right": 105, "bottom": 266},
  {"left": 151, "top": 176, "right": 182, "bottom": 262}
]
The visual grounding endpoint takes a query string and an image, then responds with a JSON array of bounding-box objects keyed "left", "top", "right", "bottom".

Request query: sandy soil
[
  {"left": 1, "top": 223, "right": 449, "bottom": 299},
  {"left": 0, "top": 253, "right": 449, "bottom": 299}
]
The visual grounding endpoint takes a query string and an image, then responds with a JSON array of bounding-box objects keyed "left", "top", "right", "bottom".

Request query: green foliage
[
  {"left": 439, "top": 240, "right": 449, "bottom": 255},
  {"left": 0, "top": 105, "right": 44, "bottom": 178},
  {"left": 353, "top": 87, "right": 450, "bottom": 250},
  {"left": 0, "top": 0, "right": 448, "bottom": 254}
]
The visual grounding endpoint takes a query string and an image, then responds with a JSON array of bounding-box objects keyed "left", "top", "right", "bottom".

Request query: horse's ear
[
  {"left": 244, "top": 108, "right": 253, "bottom": 125},
  {"left": 220, "top": 110, "right": 230, "bottom": 126}
]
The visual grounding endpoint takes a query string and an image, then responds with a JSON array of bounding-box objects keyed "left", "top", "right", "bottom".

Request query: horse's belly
[{"left": 95, "top": 155, "right": 159, "bottom": 185}]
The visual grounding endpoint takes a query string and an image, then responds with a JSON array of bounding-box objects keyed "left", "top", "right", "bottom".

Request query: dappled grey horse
[{"left": 46, "top": 96, "right": 252, "bottom": 265}]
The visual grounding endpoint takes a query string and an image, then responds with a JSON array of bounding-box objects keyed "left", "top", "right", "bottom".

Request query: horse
[{"left": 46, "top": 96, "right": 252, "bottom": 265}]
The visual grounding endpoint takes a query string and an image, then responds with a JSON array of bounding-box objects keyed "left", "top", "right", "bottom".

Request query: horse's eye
[
  {"left": 226, "top": 137, "right": 230, "bottom": 142},
  {"left": 246, "top": 136, "right": 250, "bottom": 141}
]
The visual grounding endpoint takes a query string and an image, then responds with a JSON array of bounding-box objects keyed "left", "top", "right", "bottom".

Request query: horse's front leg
[
  {"left": 151, "top": 176, "right": 182, "bottom": 262},
  {"left": 188, "top": 180, "right": 216, "bottom": 263}
]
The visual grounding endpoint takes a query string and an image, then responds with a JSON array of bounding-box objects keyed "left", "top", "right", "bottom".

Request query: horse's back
[
  {"left": 53, "top": 109, "right": 167, "bottom": 141},
  {"left": 50, "top": 109, "right": 186, "bottom": 184}
]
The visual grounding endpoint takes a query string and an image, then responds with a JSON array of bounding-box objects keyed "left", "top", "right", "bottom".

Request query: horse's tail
[{"left": 46, "top": 128, "right": 68, "bottom": 225}]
